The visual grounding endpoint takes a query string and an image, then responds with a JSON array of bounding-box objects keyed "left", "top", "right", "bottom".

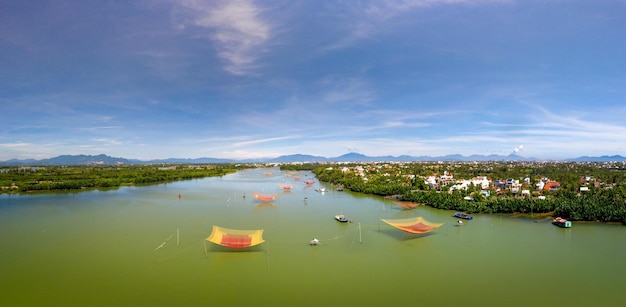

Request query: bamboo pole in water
[
  {"left": 266, "top": 240, "right": 271, "bottom": 273},
  {"left": 359, "top": 222, "right": 362, "bottom": 244},
  {"left": 177, "top": 228, "right": 180, "bottom": 247}
]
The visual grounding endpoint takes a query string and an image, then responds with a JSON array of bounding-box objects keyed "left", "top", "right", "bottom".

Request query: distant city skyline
[{"left": 2, "top": 1, "right": 625, "bottom": 161}]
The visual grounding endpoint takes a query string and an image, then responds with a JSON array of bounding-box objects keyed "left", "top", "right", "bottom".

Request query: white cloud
[
  {"left": 176, "top": 0, "right": 271, "bottom": 75},
  {"left": 219, "top": 150, "right": 279, "bottom": 160},
  {"left": 0, "top": 142, "right": 31, "bottom": 148},
  {"left": 91, "top": 138, "right": 123, "bottom": 146},
  {"left": 79, "top": 126, "right": 123, "bottom": 132},
  {"left": 0, "top": 142, "right": 64, "bottom": 160},
  {"left": 231, "top": 135, "right": 301, "bottom": 148}
]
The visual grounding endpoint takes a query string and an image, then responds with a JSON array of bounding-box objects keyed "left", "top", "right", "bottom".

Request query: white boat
[{"left": 335, "top": 214, "right": 348, "bottom": 222}]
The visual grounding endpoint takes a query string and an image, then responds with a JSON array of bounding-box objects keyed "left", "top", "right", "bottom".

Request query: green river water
[{"left": 1, "top": 168, "right": 625, "bottom": 306}]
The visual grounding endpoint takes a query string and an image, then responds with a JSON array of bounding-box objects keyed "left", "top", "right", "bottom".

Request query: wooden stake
[
  {"left": 266, "top": 241, "right": 271, "bottom": 273},
  {"left": 204, "top": 240, "right": 208, "bottom": 257}
]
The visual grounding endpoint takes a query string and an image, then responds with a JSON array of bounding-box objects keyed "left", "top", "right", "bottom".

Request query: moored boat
[
  {"left": 552, "top": 217, "right": 572, "bottom": 228},
  {"left": 335, "top": 214, "right": 348, "bottom": 222},
  {"left": 454, "top": 212, "right": 473, "bottom": 220},
  {"left": 278, "top": 184, "right": 293, "bottom": 190}
]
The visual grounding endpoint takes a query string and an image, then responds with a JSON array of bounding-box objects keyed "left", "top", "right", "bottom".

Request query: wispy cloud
[
  {"left": 0, "top": 142, "right": 65, "bottom": 160},
  {"left": 91, "top": 138, "right": 123, "bottom": 146},
  {"left": 79, "top": 126, "right": 123, "bottom": 132},
  {"left": 464, "top": 104, "right": 626, "bottom": 158},
  {"left": 231, "top": 135, "right": 301, "bottom": 148},
  {"left": 322, "top": 0, "right": 508, "bottom": 51},
  {"left": 319, "top": 77, "right": 376, "bottom": 106},
  {"left": 526, "top": 105, "right": 626, "bottom": 139},
  {"left": 362, "top": 0, "right": 510, "bottom": 20},
  {"left": 0, "top": 142, "right": 31, "bottom": 148},
  {"left": 175, "top": 0, "right": 272, "bottom": 75}
]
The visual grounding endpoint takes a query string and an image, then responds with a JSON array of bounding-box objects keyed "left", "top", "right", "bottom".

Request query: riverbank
[{"left": 0, "top": 164, "right": 245, "bottom": 194}]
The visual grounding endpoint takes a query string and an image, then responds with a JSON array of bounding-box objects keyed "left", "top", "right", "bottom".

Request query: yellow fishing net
[{"left": 206, "top": 225, "right": 265, "bottom": 248}]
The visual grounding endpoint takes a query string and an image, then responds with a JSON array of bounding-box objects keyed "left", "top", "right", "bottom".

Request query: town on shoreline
[{"left": 285, "top": 160, "right": 626, "bottom": 225}]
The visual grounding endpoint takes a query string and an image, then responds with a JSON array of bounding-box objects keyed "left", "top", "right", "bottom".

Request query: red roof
[{"left": 544, "top": 181, "right": 560, "bottom": 191}]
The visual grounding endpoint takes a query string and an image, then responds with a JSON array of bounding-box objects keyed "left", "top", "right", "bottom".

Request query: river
[{"left": 1, "top": 167, "right": 624, "bottom": 306}]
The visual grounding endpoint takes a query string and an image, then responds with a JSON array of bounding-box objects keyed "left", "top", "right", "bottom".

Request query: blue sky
[{"left": 1, "top": 0, "right": 625, "bottom": 161}]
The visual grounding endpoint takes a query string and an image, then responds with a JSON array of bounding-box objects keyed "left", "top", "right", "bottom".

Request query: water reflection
[{"left": 254, "top": 203, "right": 277, "bottom": 210}]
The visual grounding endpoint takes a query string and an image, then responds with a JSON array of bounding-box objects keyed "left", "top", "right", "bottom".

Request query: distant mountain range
[{"left": 1, "top": 153, "right": 626, "bottom": 165}]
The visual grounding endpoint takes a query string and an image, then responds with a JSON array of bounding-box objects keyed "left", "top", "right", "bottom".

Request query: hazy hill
[
  {"left": 1, "top": 153, "right": 625, "bottom": 165},
  {"left": 565, "top": 155, "right": 626, "bottom": 162}
]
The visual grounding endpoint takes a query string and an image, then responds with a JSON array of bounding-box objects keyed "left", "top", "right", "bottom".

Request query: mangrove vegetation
[{"left": 0, "top": 164, "right": 247, "bottom": 194}]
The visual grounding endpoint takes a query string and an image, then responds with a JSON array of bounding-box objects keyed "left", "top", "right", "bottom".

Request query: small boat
[
  {"left": 552, "top": 217, "right": 572, "bottom": 228},
  {"left": 278, "top": 184, "right": 293, "bottom": 190},
  {"left": 454, "top": 212, "right": 473, "bottom": 220},
  {"left": 335, "top": 214, "right": 349, "bottom": 222}
]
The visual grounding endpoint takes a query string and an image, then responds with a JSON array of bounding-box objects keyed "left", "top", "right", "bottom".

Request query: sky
[{"left": 1, "top": 0, "right": 626, "bottom": 161}]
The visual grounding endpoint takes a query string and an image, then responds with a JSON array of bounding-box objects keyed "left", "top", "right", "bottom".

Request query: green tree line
[
  {"left": 0, "top": 164, "right": 246, "bottom": 194},
  {"left": 309, "top": 164, "right": 626, "bottom": 224}
]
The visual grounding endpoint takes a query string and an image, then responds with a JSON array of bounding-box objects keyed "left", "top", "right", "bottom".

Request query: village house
[{"left": 543, "top": 180, "right": 561, "bottom": 192}]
